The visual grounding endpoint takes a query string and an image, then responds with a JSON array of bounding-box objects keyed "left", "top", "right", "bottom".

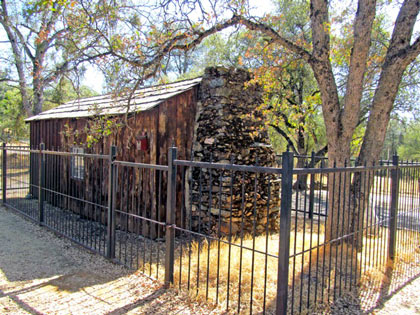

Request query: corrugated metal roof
[{"left": 26, "top": 77, "right": 202, "bottom": 122}]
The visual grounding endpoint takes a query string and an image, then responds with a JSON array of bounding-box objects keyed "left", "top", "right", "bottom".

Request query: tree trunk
[
  {"left": 0, "top": 0, "right": 33, "bottom": 116},
  {"left": 33, "top": 77, "right": 44, "bottom": 115},
  {"left": 351, "top": 0, "right": 420, "bottom": 250},
  {"left": 293, "top": 126, "right": 308, "bottom": 190},
  {"left": 350, "top": 168, "right": 373, "bottom": 251},
  {"left": 324, "top": 141, "right": 352, "bottom": 242}
]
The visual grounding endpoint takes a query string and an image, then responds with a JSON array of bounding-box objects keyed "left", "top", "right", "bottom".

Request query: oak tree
[{"left": 0, "top": 0, "right": 105, "bottom": 116}]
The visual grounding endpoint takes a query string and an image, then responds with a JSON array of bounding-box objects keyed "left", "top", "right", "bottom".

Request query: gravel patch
[
  {"left": 0, "top": 206, "right": 215, "bottom": 315},
  {"left": 371, "top": 277, "right": 420, "bottom": 315},
  {"left": 1, "top": 204, "right": 419, "bottom": 314}
]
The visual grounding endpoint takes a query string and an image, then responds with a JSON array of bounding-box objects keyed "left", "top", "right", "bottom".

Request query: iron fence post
[
  {"left": 165, "top": 146, "right": 177, "bottom": 285},
  {"left": 389, "top": 154, "right": 399, "bottom": 261},
  {"left": 276, "top": 151, "right": 294, "bottom": 315},
  {"left": 38, "top": 143, "right": 45, "bottom": 224},
  {"left": 2, "top": 143, "right": 6, "bottom": 204},
  {"left": 107, "top": 145, "right": 117, "bottom": 259},
  {"left": 309, "top": 151, "right": 315, "bottom": 219}
]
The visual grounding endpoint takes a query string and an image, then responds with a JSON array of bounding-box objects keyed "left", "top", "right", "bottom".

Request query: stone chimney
[{"left": 187, "top": 67, "right": 280, "bottom": 235}]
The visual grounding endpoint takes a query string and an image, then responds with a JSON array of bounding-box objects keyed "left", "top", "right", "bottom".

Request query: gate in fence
[{"left": 1, "top": 143, "right": 420, "bottom": 314}]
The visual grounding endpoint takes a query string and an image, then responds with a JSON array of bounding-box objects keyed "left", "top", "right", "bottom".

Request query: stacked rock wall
[{"left": 188, "top": 67, "right": 280, "bottom": 235}]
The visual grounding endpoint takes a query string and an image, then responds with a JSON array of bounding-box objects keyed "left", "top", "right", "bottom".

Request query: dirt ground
[
  {"left": 371, "top": 279, "right": 420, "bottom": 315},
  {"left": 0, "top": 206, "right": 216, "bottom": 315},
  {"left": 1, "top": 205, "right": 420, "bottom": 315}
]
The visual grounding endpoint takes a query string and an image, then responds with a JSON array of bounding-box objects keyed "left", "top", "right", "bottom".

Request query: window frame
[{"left": 71, "top": 147, "right": 85, "bottom": 180}]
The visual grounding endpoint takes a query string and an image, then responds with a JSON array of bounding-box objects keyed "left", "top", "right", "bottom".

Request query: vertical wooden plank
[
  {"left": 157, "top": 101, "right": 168, "bottom": 235},
  {"left": 29, "top": 122, "right": 34, "bottom": 196},
  {"left": 46, "top": 119, "right": 49, "bottom": 149},
  {"left": 158, "top": 101, "right": 168, "bottom": 166},
  {"left": 27, "top": 86, "right": 200, "bottom": 238},
  {"left": 186, "top": 87, "right": 198, "bottom": 161}
]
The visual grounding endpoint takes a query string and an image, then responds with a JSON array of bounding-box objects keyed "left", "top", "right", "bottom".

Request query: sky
[
  {"left": 0, "top": 0, "right": 413, "bottom": 95},
  {"left": 81, "top": 0, "right": 407, "bottom": 94},
  {"left": 82, "top": 0, "right": 277, "bottom": 93},
  {"left": 82, "top": 66, "right": 105, "bottom": 94}
]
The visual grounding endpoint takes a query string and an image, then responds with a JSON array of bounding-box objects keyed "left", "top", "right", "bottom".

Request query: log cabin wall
[
  {"left": 28, "top": 87, "right": 198, "bottom": 237},
  {"left": 30, "top": 87, "right": 198, "bottom": 161},
  {"left": 28, "top": 66, "right": 280, "bottom": 238}
]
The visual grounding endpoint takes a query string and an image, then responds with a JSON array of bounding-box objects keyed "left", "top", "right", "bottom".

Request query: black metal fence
[{"left": 1, "top": 144, "right": 420, "bottom": 314}]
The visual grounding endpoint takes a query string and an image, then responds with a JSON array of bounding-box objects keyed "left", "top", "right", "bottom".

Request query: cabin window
[{"left": 71, "top": 147, "right": 84, "bottom": 180}]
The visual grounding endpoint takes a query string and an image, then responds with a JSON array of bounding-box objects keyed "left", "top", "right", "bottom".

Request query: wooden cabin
[
  {"left": 26, "top": 67, "right": 280, "bottom": 236},
  {"left": 27, "top": 77, "right": 202, "bottom": 161}
]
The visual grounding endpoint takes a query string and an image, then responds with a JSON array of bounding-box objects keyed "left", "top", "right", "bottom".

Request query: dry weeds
[
  {"left": 139, "top": 216, "right": 420, "bottom": 314},
  {"left": 1, "top": 202, "right": 419, "bottom": 314}
]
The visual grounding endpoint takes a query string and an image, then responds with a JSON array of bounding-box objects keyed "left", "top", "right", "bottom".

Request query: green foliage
[
  {"left": 394, "top": 60, "right": 420, "bottom": 118},
  {"left": 44, "top": 78, "right": 98, "bottom": 110},
  {"left": 350, "top": 123, "right": 366, "bottom": 157},
  {"left": 330, "top": 5, "right": 420, "bottom": 123},
  {"left": 163, "top": 0, "right": 327, "bottom": 156},
  {"left": 62, "top": 116, "right": 121, "bottom": 149},
  {"left": 381, "top": 117, "right": 406, "bottom": 159},
  {"left": 273, "top": 0, "right": 311, "bottom": 41},
  {"left": 0, "top": 79, "right": 97, "bottom": 143},
  {"left": 259, "top": 64, "right": 326, "bottom": 155},
  {"left": 241, "top": 0, "right": 326, "bottom": 155},
  {"left": 0, "top": 85, "right": 28, "bottom": 142},
  {"left": 195, "top": 32, "right": 250, "bottom": 69},
  {"left": 398, "top": 121, "right": 420, "bottom": 161},
  {"left": 84, "top": 116, "right": 120, "bottom": 148},
  {"left": 4, "top": 0, "right": 418, "bottom": 161},
  {"left": 164, "top": 31, "right": 252, "bottom": 81}
]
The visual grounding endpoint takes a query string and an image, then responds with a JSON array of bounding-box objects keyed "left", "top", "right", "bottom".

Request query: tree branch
[
  {"left": 269, "top": 124, "right": 298, "bottom": 154},
  {"left": 309, "top": 0, "right": 341, "bottom": 147},
  {"left": 359, "top": 0, "right": 420, "bottom": 164},
  {"left": 404, "top": 35, "right": 420, "bottom": 64},
  {"left": 0, "top": 0, "right": 32, "bottom": 116},
  {"left": 341, "top": 0, "right": 376, "bottom": 142},
  {"left": 277, "top": 111, "right": 295, "bottom": 129},
  {"left": 315, "top": 144, "right": 328, "bottom": 158},
  {"left": 12, "top": 25, "right": 35, "bottom": 61},
  {"left": 234, "top": 16, "right": 312, "bottom": 62}
]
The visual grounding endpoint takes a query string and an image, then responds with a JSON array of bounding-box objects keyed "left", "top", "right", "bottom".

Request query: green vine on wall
[{"left": 61, "top": 116, "right": 121, "bottom": 149}]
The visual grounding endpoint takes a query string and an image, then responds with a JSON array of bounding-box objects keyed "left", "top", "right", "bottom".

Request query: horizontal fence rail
[
  {"left": 172, "top": 154, "right": 283, "bottom": 314},
  {"left": 1, "top": 144, "right": 420, "bottom": 314},
  {"left": 2, "top": 144, "right": 111, "bottom": 256},
  {"left": 110, "top": 156, "right": 168, "bottom": 278}
]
